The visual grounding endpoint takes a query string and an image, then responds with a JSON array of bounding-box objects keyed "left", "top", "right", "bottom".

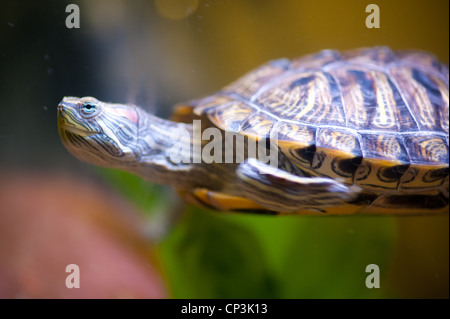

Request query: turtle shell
[{"left": 174, "top": 47, "right": 449, "bottom": 213}]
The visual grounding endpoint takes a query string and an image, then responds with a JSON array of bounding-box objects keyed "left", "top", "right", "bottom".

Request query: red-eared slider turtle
[{"left": 57, "top": 47, "right": 449, "bottom": 215}]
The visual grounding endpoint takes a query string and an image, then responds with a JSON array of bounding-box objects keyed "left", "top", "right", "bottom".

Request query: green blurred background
[{"left": 0, "top": 0, "right": 448, "bottom": 298}]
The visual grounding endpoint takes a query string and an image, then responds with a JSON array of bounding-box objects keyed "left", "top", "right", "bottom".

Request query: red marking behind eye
[{"left": 109, "top": 106, "right": 139, "bottom": 124}]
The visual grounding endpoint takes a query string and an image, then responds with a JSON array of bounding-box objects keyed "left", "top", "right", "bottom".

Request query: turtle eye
[{"left": 80, "top": 100, "right": 101, "bottom": 118}]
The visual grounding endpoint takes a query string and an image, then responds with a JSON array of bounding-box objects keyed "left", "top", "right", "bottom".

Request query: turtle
[{"left": 57, "top": 46, "right": 449, "bottom": 215}]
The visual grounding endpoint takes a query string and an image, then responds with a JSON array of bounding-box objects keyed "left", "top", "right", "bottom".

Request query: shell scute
[
  {"left": 355, "top": 133, "right": 410, "bottom": 190},
  {"left": 255, "top": 70, "right": 345, "bottom": 126},
  {"left": 328, "top": 65, "right": 419, "bottom": 132},
  {"left": 404, "top": 134, "right": 449, "bottom": 164},
  {"left": 397, "top": 67, "right": 448, "bottom": 133},
  {"left": 240, "top": 112, "right": 275, "bottom": 137},
  {"left": 206, "top": 101, "right": 254, "bottom": 133},
  {"left": 311, "top": 128, "right": 363, "bottom": 183}
]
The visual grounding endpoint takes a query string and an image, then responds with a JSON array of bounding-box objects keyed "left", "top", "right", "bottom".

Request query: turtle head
[{"left": 57, "top": 96, "right": 141, "bottom": 168}]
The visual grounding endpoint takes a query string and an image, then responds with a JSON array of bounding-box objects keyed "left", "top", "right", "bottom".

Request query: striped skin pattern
[
  {"left": 57, "top": 97, "right": 140, "bottom": 167},
  {"left": 188, "top": 47, "right": 449, "bottom": 214}
]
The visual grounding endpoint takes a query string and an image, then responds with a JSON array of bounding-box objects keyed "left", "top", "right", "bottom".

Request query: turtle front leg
[{"left": 236, "top": 158, "right": 361, "bottom": 213}]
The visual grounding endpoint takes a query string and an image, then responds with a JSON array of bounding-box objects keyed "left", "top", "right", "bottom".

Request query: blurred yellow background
[{"left": 82, "top": 0, "right": 449, "bottom": 111}]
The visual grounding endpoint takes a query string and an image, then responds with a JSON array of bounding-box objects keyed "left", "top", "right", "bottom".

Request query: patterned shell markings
[{"left": 192, "top": 47, "right": 449, "bottom": 193}]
